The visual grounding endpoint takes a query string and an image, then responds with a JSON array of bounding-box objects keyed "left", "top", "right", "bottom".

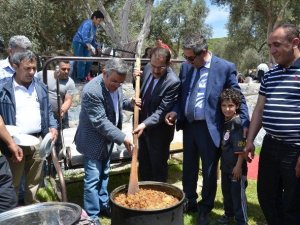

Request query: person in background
[
  {"left": 0, "top": 35, "right": 32, "bottom": 79},
  {"left": 0, "top": 50, "right": 58, "bottom": 205},
  {"left": 218, "top": 88, "right": 248, "bottom": 225},
  {"left": 74, "top": 58, "right": 137, "bottom": 225},
  {"left": 155, "top": 36, "right": 171, "bottom": 52},
  {"left": 133, "top": 47, "right": 180, "bottom": 182},
  {"left": 142, "top": 47, "right": 152, "bottom": 59},
  {"left": 245, "top": 23, "right": 300, "bottom": 225},
  {"left": 72, "top": 10, "right": 104, "bottom": 82},
  {"left": 165, "top": 33, "right": 249, "bottom": 225},
  {"left": 37, "top": 60, "right": 75, "bottom": 130},
  {"left": 0, "top": 116, "right": 23, "bottom": 213},
  {"left": 141, "top": 47, "right": 152, "bottom": 71}
]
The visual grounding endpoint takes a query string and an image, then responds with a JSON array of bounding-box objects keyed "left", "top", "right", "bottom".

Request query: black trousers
[
  {"left": 221, "top": 172, "right": 248, "bottom": 225},
  {"left": 0, "top": 155, "right": 17, "bottom": 213},
  {"left": 258, "top": 135, "right": 300, "bottom": 225},
  {"left": 138, "top": 125, "right": 174, "bottom": 182}
]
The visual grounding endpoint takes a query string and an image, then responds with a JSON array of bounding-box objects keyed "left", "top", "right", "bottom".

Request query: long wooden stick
[{"left": 127, "top": 58, "right": 141, "bottom": 195}]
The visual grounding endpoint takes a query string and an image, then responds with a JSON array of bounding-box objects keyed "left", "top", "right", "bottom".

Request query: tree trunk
[
  {"left": 96, "top": 1, "right": 123, "bottom": 49},
  {"left": 120, "top": 0, "right": 134, "bottom": 45},
  {"left": 135, "top": 0, "right": 154, "bottom": 57}
]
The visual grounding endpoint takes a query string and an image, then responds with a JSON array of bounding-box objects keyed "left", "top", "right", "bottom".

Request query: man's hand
[
  {"left": 165, "top": 111, "right": 177, "bottom": 126},
  {"left": 244, "top": 140, "right": 255, "bottom": 163},
  {"left": 131, "top": 97, "right": 141, "bottom": 109},
  {"left": 296, "top": 156, "right": 300, "bottom": 177},
  {"left": 133, "top": 123, "right": 146, "bottom": 137},
  {"left": 133, "top": 69, "right": 142, "bottom": 79},
  {"left": 123, "top": 135, "right": 134, "bottom": 155},
  {"left": 8, "top": 143, "right": 23, "bottom": 163},
  {"left": 49, "top": 128, "right": 58, "bottom": 143}
]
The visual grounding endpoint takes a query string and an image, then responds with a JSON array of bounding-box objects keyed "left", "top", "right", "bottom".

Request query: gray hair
[
  {"left": 104, "top": 58, "right": 128, "bottom": 77},
  {"left": 8, "top": 35, "right": 32, "bottom": 50},
  {"left": 10, "top": 50, "right": 36, "bottom": 66},
  {"left": 182, "top": 33, "right": 208, "bottom": 55}
]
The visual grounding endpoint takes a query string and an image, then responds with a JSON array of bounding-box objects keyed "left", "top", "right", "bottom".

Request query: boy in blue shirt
[{"left": 218, "top": 88, "right": 248, "bottom": 225}]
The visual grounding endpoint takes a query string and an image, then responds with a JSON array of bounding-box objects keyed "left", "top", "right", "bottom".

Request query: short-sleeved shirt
[
  {"left": 221, "top": 115, "right": 247, "bottom": 175},
  {"left": 259, "top": 58, "right": 300, "bottom": 145},
  {"left": 37, "top": 70, "right": 75, "bottom": 115}
]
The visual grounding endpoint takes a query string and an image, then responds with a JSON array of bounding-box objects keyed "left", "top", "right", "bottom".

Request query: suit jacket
[
  {"left": 175, "top": 56, "right": 249, "bottom": 148},
  {"left": 74, "top": 75, "right": 133, "bottom": 160},
  {"left": 140, "top": 63, "right": 180, "bottom": 141}
]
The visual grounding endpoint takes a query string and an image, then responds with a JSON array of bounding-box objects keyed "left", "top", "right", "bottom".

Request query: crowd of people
[{"left": 0, "top": 9, "right": 299, "bottom": 225}]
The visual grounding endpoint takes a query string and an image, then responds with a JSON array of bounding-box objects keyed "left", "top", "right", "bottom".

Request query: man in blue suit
[
  {"left": 74, "top": 58, "right": 135, "bottom": 225},
  {"left": 165, "top": 34, "right": 249, "bottom": 225}
]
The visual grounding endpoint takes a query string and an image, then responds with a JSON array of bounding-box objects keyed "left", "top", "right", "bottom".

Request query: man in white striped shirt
[{"left": 245, "top": 23, "right": 300, "bottom": 225}]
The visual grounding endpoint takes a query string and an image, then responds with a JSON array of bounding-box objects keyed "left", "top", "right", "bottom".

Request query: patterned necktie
[
  {"left": 141, "top": 76, "right": 154, "bottom": 121},
  {"left": 186, "top": 68, "right": 201, "bottom": 123}
]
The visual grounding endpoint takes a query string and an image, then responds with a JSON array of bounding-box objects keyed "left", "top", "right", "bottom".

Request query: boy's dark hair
[
  {"left": 91, "top": 10, "right": 104, "bottom": 19},
  {"left": 220, "top": 88, "right": 242, "bottom": 108}
]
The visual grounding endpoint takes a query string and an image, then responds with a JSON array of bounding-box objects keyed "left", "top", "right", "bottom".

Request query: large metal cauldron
[
  {"left": 110, "top": 181, "right": 185, "bottom": 225},
  {"left": 0, "top": 202, "right": 82, "bottom": 225}
]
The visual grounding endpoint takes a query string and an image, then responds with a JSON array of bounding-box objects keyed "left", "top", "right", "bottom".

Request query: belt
[
  {"left": 29, "top": 132, "right": 42, "bottom": 138},
  {"left": 265, "top": 134, "right": 299, "bottom": 148}
]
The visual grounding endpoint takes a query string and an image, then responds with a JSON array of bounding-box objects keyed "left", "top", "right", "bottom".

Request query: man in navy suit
[
  {"left": 165, "top": 34, "right": 249, "bottom": 225},
  {"left": 133, "top": 47, "right": 180, "bottom": 182},
  {"left": 75, "top": 58, "right": 135, "bottom": 225}
]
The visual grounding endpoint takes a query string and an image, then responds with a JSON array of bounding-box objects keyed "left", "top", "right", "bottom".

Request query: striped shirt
[{"left": 259, "top": 58, "right": 300, "bottom": 145}]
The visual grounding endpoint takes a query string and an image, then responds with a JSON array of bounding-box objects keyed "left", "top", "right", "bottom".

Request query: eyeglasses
[
  {"left": 110, "top": 80, "right": 123, "bottom": 86},
  {"left": 182, "top": 53, "right": 198, "bottom": 62},
  {"left": 151, "top": 64, "right": 167, "bottom": 71}
]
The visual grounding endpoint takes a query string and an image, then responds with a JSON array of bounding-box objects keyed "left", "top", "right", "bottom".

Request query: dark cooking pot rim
[{"left": 110, "top": 181, "right": 185, "bottom": 212}]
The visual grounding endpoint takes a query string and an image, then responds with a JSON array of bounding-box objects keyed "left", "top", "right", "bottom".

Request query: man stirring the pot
[{"left": 74, "top": 58, "right": 138, "bottom": 225}]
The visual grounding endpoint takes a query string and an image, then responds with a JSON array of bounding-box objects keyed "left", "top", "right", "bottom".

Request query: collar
[
  {"left": 13, "top": 77, "right": 34, "bottom": 90},
  {"left": 0, "top": 57, "right": 14, "bottom": 72}
]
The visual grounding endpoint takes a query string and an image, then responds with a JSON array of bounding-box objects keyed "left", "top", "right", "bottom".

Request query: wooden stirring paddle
[{"left": 127, "top": 58, "right": 141, "bottom": 195}]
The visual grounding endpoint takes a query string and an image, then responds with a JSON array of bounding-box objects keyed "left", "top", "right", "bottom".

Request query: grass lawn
[{"left": 38, "top": 159, "right": 266, "bottom": 225}]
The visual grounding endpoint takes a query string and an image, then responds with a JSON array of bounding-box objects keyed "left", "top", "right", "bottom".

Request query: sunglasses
[{"left": 182, "top": 53, "right": 198, "bottom": 62}]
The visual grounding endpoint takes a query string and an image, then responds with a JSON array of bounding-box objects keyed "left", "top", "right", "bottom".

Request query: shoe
[
  {"left": 183, "top": 198, "right": 198, "bottom": 213},
  {"left": 217, "top": 214, "right": 233, "bottom": 224},
  {"left": 197, "top": 213, "right": 209, "bottom": 225},
  {"left": 100, "top": 206, "right": 111, "bottom": 218}
]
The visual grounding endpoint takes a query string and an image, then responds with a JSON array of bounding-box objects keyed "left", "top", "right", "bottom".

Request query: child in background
[{"left": 218, "top": 88, "right": 248, "bottom": 225}]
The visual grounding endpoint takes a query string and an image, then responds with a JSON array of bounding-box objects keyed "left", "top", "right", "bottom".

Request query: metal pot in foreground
[
  {"left": 0, "top": 202, "right": 81, "bottom": 225},
  {"left": 110, "top": 181, "right": 185, "bottom": 225}
]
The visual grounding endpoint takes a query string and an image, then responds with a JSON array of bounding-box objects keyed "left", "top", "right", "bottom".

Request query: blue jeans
[
  {"left": 83, "top": 157, "right": 110, "bottom": 220},
  {"left": 221, "top": 173, "right": 248, "bottom": 225},
  {"left": 72, "top": 42, "right": 92, "bottom": 80},
  {"left": 258, "top": 135, "right": 300, "bottom": 225}
]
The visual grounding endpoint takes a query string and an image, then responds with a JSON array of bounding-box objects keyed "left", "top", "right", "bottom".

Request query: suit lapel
[
  {"left": 141, "top": 68, "right": 152, "bottom": 96},
  {"left": 101, "top": 79, "right": 116, "bottom": 124},
  {"left": 183, "top": 66, "right": 195, "bottom": 104}
]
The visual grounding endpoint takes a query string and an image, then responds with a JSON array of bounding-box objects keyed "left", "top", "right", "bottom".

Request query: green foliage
[
  {"left": 207, "top": 37, "right": 228, "bottom": 58},
  {"left": 150, "top": 0, "right": 211, "bottom": 57},
  {"left": 0, "top": 0, "right": 86, "bottom": 53},
  {"left": 211, "top": 0, "right": 300, "bottom": 71}
]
